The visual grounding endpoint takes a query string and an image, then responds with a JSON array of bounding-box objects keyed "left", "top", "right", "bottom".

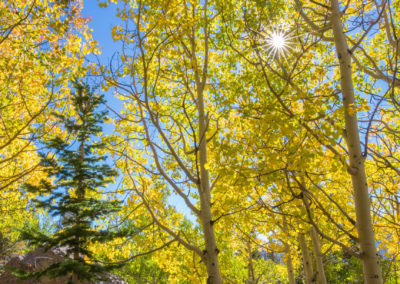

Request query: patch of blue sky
[{"left": 82, "top": 2, "right": 197, "bottom": 223}]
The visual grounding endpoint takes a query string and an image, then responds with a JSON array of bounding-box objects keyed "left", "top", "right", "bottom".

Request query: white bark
[
  {"left": 310, "top": 227, "right": 327, "bottom": 284},
  {"left": 282, "top": 221, "right": 296, "bottom": 284},
  {"left": 298, "top": 232, "right": 315, "bottom": 284},
  {"left": 284, "top": 241, "right": 296, "bottom": 284},
  {"left": 330, "top": 0, "right": 383, "bottom": 282},
  {"left": 247, "top": 240, "right": 256, "bottom": 284},
  {"left": 197, "top": 81, "right": 222, "bottom": 284}
]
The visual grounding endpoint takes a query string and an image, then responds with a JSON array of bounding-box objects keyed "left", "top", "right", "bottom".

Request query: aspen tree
[
  {"left": 330, "top": 0, "right": 382, "bottom": 281},
  {"left": 298, "top": 232, "right": 315, "bottom": 284},
  {"left": 103, "top": 0, "right": 223, "bottom": 281}
]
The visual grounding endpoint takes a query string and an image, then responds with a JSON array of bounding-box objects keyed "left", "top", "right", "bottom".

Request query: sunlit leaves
[{"left": 0, "top": 0, "right": 97, "bottom": 245}]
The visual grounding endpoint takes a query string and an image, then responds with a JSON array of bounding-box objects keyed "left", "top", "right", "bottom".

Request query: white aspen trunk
[
  {"left": 284, "top": 241, "right": 296, "bottom": 284},
  {"left": 282, "top": 221, "right": 296, "bottom": 284},
  {"left": 310, "top": 227, "right": 327, "bottom": 284},
  {"left": 198, "top": 89, "right": 223, "bottom": 283},
  {"left": 247, "top": 240, "right": 255, "bottom": 284},
  {"left": 298, "top": 232, "right": 315, "bottom": 284},
  {"left": 330, "top": 0, "right": 382, "bottom": 282},
  {"left": 300, "top": 175, "right": 326, "bottom": 284}
]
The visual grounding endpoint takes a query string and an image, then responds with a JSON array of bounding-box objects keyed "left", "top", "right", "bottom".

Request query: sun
[
  {"left": 260, "top": 24, "right": 295, "bottom": 60},
  {"left": 248, "top": 21, "right": 296, "bottom": 60},
  {"left": 270, "top": 32, "right": 286, "bottom": 50},
  {"left": 265, "top": 30, "right": 290, "bottom": 59}
]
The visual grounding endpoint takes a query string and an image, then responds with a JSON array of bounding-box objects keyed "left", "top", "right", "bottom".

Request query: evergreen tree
[{"left": 10, "top": 82, "right": 125, "bottom": 283}]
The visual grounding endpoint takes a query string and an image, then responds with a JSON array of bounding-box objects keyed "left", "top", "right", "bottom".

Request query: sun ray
[{"left": 255, "top": 22, "right": 299, "bottom": 62}]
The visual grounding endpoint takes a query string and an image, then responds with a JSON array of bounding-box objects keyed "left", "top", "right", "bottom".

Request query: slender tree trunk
[
  {"left": 299, "top": 174, "right": 326, "bottom": 284},
  {"left": 71, "top": 273, "right": 79, "bottom": 284},
  {"left": 330, "top": 0, "right": 382, "bottom": 282},
  {"left": 247, "top": 239, "right": 255, "bottom": 284},
  {"left": 197, "top": 87, "right": 222, "bottom": 283},
  {"left": 310, "top": 227, "right": 327, "bottom": 284},
  {"left": 282, "top": 221, "right": 296, "bottom": 284},
  {"left": 298, "top": 232, "right": 315, "bottom": 284},
  {"left": 71, "top": 141, "right": 85, "bottom": 284},
  {"left": 283, "top": 241, "right": 296, "bottom": 284},
  {"left": 74, "top": 141, "right": 85, "bottom": 261}
]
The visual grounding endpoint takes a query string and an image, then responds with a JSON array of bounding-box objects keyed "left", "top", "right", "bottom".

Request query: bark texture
[
  {"left": 310, "top": 227, "right": 327, "bottom": 284},
  {"left": 284, "top": 241, "right": 296, "bottom": 284},
  {"left": 247, "top": 240, "right": 256, "bottom": 284},
  {"left": 198, "top": 85, "right": 222, "bottom": 284},
  {"left": 330, "top": 0, "right": 383, "bottom": 283},
  {"left": 282, "top": 221, "right": 296, "bottom": 284},
  {"left": 299, "top": 232, "right": 315, "bottom": 284}
]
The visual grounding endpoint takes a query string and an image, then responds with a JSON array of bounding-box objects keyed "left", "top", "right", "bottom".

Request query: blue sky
[
  {"left": 82, "top": 2, "right": 196, "bottom": 222},
  {"left": 82, "top": 2, "right": 119, "bottom": 64},
  {"left": 82, "top": 2, "right": 123, "bottom": 131}
]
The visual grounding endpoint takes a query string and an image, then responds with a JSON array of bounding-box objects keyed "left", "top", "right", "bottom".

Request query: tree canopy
[{"left": 1, "top": 0, "right": 399, "bottom": 283}]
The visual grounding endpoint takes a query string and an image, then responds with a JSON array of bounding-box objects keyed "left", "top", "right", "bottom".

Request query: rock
[{"left": 0, "top": 247, "right": 127, "bottom": 284}]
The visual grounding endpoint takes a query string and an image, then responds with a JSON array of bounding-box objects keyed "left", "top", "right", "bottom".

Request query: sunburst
[{"left": 261, "top": 23, "right": 296, "bottom": 60}]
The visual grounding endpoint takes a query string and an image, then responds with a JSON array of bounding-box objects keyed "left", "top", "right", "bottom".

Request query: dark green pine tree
[{"left": 12, "top": 82, "right": 125, "bottom": 283}]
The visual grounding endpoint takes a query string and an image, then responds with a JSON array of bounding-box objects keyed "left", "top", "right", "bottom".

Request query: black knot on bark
[{"left": 347, "top": 166, "right": 358, "bottom": 175}]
